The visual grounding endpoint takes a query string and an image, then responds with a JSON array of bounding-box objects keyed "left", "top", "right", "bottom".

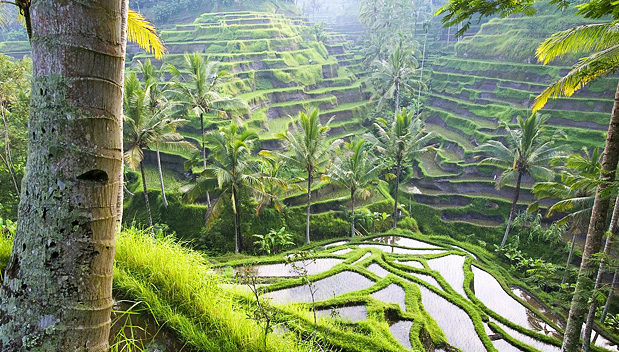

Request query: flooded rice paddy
[{"left": 229, "top": 236, "right": 616, "bottom": 351}]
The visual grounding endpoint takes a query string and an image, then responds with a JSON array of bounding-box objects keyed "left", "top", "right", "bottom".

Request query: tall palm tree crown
[
  {"left": 184, "top": 123, "right": 262, "bottom": 254},
  {"left": 369, "top": 43, "right": 421, "bottom": 115},
  {"left": 123, "top": 73, "right": 193, "bottom": 229},
  {"left": 276, "top": 109, "right": 341, "bottom": 244},
  {"left": 328, "top": 138, "right": 382, "bottom": 237},
  {"left": 371, "top": 108, "right": 434, "bottom": 228},
  {"left": 477, "top": 113, "right": 566, "bottom": 248},
  {"left": 168, "top": 53, "right": 247, "bottom": 169}
]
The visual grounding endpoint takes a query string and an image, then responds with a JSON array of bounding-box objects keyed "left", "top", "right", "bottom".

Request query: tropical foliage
[
  {"left": 370, "top": 108, "right": 433, "bottom": 228},
  {"left": 476, "top": 113, "right": 566, "bottom": 248}
]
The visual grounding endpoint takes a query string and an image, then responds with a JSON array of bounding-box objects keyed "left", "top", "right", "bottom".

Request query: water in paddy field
[
  {"left": 472, "top": 266, "right": 561, "bottom": 337},
  {"left": 331, "top": 248, "right": 353, "bottom": 255},
  {"left": 248, "top": 236, "right": 619, "bottom": 352},
  {"left": 389, "top": 320, "right": 413, "bottom": 349},
  {"left": 417, "top": 285, "right": 486, "bottom": 351},
  {"left": 394, "top": 259, "right": 425, "bottom": 269},
  {"left": 324, "top": 240, "right": 348, "bottom": 248},
  {"left": 243, "top": 258, "right": 343, "bottom": 277},
  {"left": 426, "top": 255, "right": 467, "bottom": 297},
  {"left": 371, "top": 284, "right": 407, "bottom": 312},
  {"left": 351, "top": 252, "right": 371, "bottom": 265},
  {"left": 367, "top": 263, "right": 391, "bottom": 278},
  {"left": 406, "top": 272, "right": 443, "bottom": 290},
  {"left": 316, "top": 305, "right": 368, "bottom": 322},
  {"left": 369, "top": 236, "right": 441, "bottom": 249},
  {"left": 265, "top": 271, "right": 374, "bottom": 304},
  {"left": 358, "top": 243, "right": 446, "bottom": 255}
]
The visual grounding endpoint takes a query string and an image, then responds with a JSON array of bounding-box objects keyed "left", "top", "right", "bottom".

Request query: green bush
[{"left": 397, "top": 217, "right": 419, "bottom": 232}]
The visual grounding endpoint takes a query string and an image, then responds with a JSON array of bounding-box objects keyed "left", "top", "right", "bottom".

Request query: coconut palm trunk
[
  {"left": 306, "top": 173, "right": 312, "bottom": 244},
  {"left": 562, "top": 232, "right": 577, "bottom": 285},
  {"left": 501, "top": 172, "right": 523, "bottom": 248},
  {"left": 156, "top": 142, "right": 168, "bottom": 208},
  {"left": 593, "top": 266, "right": 619, "bottom": 344},
  {"left": 394, "top": 82, "right": 400, "bottom": 115},
  {"left": 201, "top": 112, "right": 207, "bottom": 169},
  {"left": 233, "top": 187, "right": 242, "bottom": 254},
  {"left": 350, "top": 189, "right": 356, "bottom": 237},
  {"left": 0, "top": 0, "right": 127, "bottom": 349},
  {"left": 140, "top": 161, "right": 154, "bottom": 232},
  {"left": 581, "top": 194, "right": 619, "bottom": 352},
  {"left": 562, "top": 80, "right": 619, "bottom": 352},
  {"left": 393, "top": 163, "right": 401, "bottom": 229}
]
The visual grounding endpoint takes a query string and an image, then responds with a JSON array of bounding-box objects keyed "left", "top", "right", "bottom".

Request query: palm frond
[
  {"left": 536, "top": 23, "right": 619, "bottom": 65},
  {"left": 127, "top": 9, "right": 166, "bottom": 60},
  {"left": 532, "top": 43, "right": 619, "bottom": 113}
]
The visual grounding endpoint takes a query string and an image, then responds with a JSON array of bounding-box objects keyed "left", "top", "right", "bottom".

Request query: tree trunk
[
  {"left": 581, "top": 195, "right": 619, "bottom": 352},
  {"left": 562, "top": 79, "right": 619, "bottom": 352},
  {"left": 393, "top": 163, "right": 401, "bottom": 229},
  {"left": 501, "top": 172, "right": 523, "bottom": 248},
  {"left": 233, "top": 187, "right": 241, "bottom": 254},
  {"left": 593, "top": 265, "right": 619, "bottom": 344},
  {"left": 350, "top": 189, "right": 355, "bottom": 238},
  {"left": 394, "top": 83, "right": 400, "bottom": 116},
  {"left": 417, "top": 31, "right": 427, "bottom": 106},
  {"left": 562, "top": 232, "right": 577, "bottom": 285},
  {"left": 156, "top": 142, "right": 168, "bottom": 208},
  {"left": 306, "top": 173, "right": 312, "bottom": 244},
  {"left": 0, "top": 0, "right": 127, "bottom": 349},
  {"left": 140, "top": 161, "right": 154, "bottom": 233},
  {"left": 201, "top": 112, "right": 206, "bottom": 169}
]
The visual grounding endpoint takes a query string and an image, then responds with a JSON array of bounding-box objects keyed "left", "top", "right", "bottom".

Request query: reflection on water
[
  {"left": 389, "top": 321, "right": 413, "bottom": 349},
  {"left": 418, "top": 285, "right": 486, "bottom": 352},
  {"left": 512, "top": 288, "right": 562, "bottom": 328},
  {"left": 351, "top": 252, "right": 372, "bottom": 265},
  {"left": 359, "top": 243, "right": 445, "bottom": 255},
  {"left": 332, "top": 248, "right": 353, "bottom": 255},
  {"left": 325, "top": 241, "right": 348, "bottom": 248},
  {"left": 316, "top": 305, "right": 368, "bottom": 322},
  {"left": 452, "top": 246, "right": 479, "bottom": 260},
  {"left": 265, "top": 271, "right": 374, "bottom": 304},
  {"left": 427, "top": 255, "right": 466, "bottom": 297},
  {"left": 407, "top": 273, "right": 443, "bottom": 290},
  {"left": 472, "top": 267, "right": 559, "bottom": 337},
  {"left": 394, "top": 260, "right": 425, "bottom": 269},
  {"left": 246, "top": 258, "right": 343, "bottom": 277},
  {"left": 371, "top": 284, "right": 407, "bottom": 311},
  {"left": 370, "top": 236, "right": 440, "bottom": 249},
  {"left": 492, "top": 338, "right": 525, "bottom": 352},
  {"left": 492, "top": 319, "right": 561, "bottom": 352},
  {"left": 367, "top": 263, "right": 391, "bottom": 278}
]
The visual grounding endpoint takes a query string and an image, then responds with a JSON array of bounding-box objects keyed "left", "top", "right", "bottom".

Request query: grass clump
[{"left": 114, "top": 226, "right": 315, "bottom": 352}]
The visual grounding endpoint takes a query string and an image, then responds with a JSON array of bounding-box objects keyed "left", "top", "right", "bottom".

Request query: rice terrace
[{"left": 1, "top": 0, "right": 619, "bottom": 351}]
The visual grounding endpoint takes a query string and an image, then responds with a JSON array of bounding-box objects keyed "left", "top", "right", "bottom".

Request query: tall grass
[{"left": 114, "top": 226, "right": 314, "bottom": 352}]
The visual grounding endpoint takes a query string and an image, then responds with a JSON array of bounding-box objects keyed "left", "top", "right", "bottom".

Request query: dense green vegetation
[{"left": 2, "top": 0, "right": 619, "bottom": 350}]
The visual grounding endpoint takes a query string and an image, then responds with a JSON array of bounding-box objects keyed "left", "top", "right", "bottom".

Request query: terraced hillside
[{"left": 405, "top": 10, "right": 617, "bottom": 231}]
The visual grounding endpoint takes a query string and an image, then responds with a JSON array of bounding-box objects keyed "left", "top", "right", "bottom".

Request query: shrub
[{"left": 397, "top": 217, "right": 419, "bottom": 232}]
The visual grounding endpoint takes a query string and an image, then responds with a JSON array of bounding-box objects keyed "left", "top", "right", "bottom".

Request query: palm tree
[
  {"left": 123, "top": 73, "right": 193, "bottom": 230},
  {"left": 168, "top": 53, "right": 247, "bottom": 170},
  {"left": 477, "top": 113, "right": 566, "bottom": 248},
  {"left": 369, "top": 43, "right": 421, "bottom": 115},
  {"left": 276, "top": 109, "right": 341, "bottom": 244},
  {"left": 533, "top": 148, "right": 601, "bottom": 284},
  {"left": 184, "top": 123, "right": 262, "bottom": 254},
  {"left": 371, "top": 108, "right": 434, "bottom": 228},
  {"left": 138, "top": 59, "right": 174, "bottom": 208},
  {"left": 531, "top": 21, "right": 619, "bottom": 352},
  {"left": 255, "top": 150, "right": 293, "bottom": 216},
  {"left": 327, "top": 138, "right": 382, "bottom": 237}
]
